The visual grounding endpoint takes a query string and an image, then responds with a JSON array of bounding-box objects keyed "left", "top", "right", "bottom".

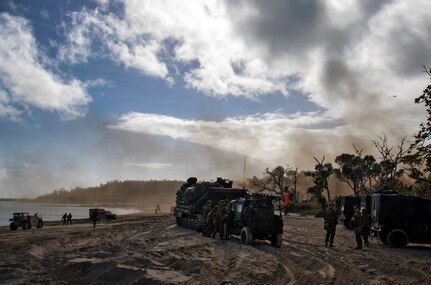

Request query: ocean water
[{"left": 0, "top": 200, "right": 142, "bottom": 226}]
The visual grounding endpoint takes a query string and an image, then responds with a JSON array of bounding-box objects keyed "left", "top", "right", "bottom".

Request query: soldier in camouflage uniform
[
  {"left": 201, "top": 200, "right": 212, "bottom": 236},
  {"left": 211, "top": 200, "right": 226, "bottom": 239},
  {"left": 352, "top": 205, "right": 363, "bottom": 249},
  {"left": 323, "top": 201, "right": 338, "bottom": 247},
  {"left": 204, "top": 202, "right": 218, "bottom": 237}
]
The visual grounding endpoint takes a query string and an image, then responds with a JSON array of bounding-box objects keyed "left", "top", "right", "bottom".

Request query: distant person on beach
[
  {"left": 62, "top": 213, "right": 67, "bottom": 225},
  {"left": 91, "top": 211, "right": 98, "bottom": 228},
  {"left": 323, "top": 201, "right": 338, "bottom": 247},
  {"left": 67, "top": 213, "right": 72, "bottom": 225},
  {"left": 157, "top": 203, "right": 161, "bottom": 213}
]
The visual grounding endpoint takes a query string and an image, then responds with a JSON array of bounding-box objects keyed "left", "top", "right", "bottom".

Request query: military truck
[
  {"left": 9, "top": 212, "right": 43, "bottom": 231},
  {"left": 174, "top": 177, "right": 247, "bottom": 230},
  {"left": 371, "top": 193, "right": 431, "bottom": 247},
  {"left": 89, "top": 208, "right": 117, "bottom": 221},
  {"left": 223, "top": 194, "right": 284, "bottom": 247},
  {"left": 338, "top": 196, "right": 360, "bottom": 228}
]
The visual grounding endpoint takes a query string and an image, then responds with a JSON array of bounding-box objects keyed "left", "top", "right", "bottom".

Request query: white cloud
[
  {"left": 60, "top": 0, "right": 288, "bottom": 97},
  {"left": 108, "top": 111, "right": 359, "bottom": 167},
  {"left": 0, "top": 13, "right": 91, "bottom": 120}
]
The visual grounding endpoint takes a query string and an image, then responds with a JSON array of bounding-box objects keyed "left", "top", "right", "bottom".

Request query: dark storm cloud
[{"left": 225, "top": 0, "right": 328, "bottom": 56}]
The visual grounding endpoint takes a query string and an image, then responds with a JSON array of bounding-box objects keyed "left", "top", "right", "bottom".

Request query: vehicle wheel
[
  {"left": 387, "top": 229, "right": 408, "bottom": 247},
  {"left": 10, "top": 222, "right": 18, "bottom": 231},
  {"left": 36, "top": 220, "right": 44, "bottom": 229},
  {"left": 271, "top": 233, "right": 283, "bottom": 248},
  {"left": 240, "top": 227, "right": 253, "bottom": 245}
]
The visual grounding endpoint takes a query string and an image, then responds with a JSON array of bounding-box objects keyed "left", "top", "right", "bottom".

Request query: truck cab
[{"left": 225, "top": 194, "right": 283, "bottom": 247}]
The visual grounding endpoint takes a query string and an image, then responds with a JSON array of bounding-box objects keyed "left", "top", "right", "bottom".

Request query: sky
[{"left": 0, "top": 0, "right": 430, "bottom": 198}]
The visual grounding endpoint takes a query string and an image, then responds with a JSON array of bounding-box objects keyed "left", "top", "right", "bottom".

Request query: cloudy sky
[{"left": 1, "top": 0, "right": 430, "bottom": 198}]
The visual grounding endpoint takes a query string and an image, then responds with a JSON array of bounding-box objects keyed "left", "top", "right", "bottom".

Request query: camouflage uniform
[
  {"left": 361, "top": 208, "right": 372, "bottom": 247},
  {"left": 352, "top": 206, "right": 363, "bottom": 249},
  {"left": 201, "top": 200, "right": 212, "bottom": 235},
  {"left": 211, "top": 200, "right": 226, "bottom": 239},
  {"left": 205, "top": 204, "right": 217, "bottom": 237},
  {"left": 323, "top": 203, "right": 338, "bottom": 247}
]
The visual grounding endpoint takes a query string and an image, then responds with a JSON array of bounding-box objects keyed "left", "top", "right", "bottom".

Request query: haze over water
[{"left": 0, "top": 200, "right": 141, "bottom": 226}]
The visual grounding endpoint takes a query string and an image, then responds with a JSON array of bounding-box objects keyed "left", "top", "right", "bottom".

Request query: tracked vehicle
[
  {"left": 9, "top": 212, "right": 43, "bottom": 231},
  {"left": 174, "top": 177, "right": 247, "bottom": 230}
]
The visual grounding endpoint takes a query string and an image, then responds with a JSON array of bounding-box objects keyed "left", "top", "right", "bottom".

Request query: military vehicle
[
  {"left": 337, "top": 196, "right": 360, "bottom": 228},
  {"left": 89, "top": 208, "right": 117, "bottom": 220},
  {"left": 9, "top": 212, "right": 43, "bottom": 231},
  {"left": 371, "top": 193, "right": 431, "bottom": 247},
  {"left": 223, "top": 194, "right": 284, "bottom": 247},
  {"left": 174, "top": 177, "right": 247, "bottom": 230}
]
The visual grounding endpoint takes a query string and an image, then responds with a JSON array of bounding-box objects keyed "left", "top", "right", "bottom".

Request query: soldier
[
  {"left": 62, "top": 213, "right": 67, "bottom": 225},
  {"left": 352, "top": 205, "right": 363, "bottom": 249},
  {"left": 211, "top": 200, "right": 226, "bottom": 239},
  {"left": 67, "top": 213, "right": 72, "bottom": 225},
  {"left": 361, "top": 208, "right": 372, "bottom": 247},
  {"left": 204, "top": 202, "right": 217, "bottom": 237},
  {"left": 222, "top": 199, "right": 231, "bottom": 240},
  {"left": 91, "top": 210, "right": 98, "bottom": 228},
  {"left": 323, "top": 201, "right": 338, "bottom": 247},
  {"left": 201, "top": 200, "right": 212, "bottom": 235}
]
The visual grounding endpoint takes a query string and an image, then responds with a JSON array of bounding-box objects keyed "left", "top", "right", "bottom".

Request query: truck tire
[
  {"left": 10, "top": 222, "right": 18, "bottom": 231},
  {"left": 240, "top": 227, "right": 253, "bottom": 245},
  {"left": 387, "top": 229, "right": 408, "bottom": 247},
  {"left": 271, "top": 233, "right": 282, "bottom": 248},
  {"left": 36, "top": 220, "right": 44, "bottom": 229}
]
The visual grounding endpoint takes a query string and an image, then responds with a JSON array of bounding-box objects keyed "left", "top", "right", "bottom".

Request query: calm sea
[{"left": 0, "top": 200, "right": 143, "bottom": 226}]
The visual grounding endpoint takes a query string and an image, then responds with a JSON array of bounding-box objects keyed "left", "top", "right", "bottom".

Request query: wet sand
[{"left": 0, "top": 213, "right": 430, "bottom": 284}]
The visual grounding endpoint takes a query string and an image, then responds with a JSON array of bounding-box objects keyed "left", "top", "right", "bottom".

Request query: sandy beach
[{"left": 0, "top": 213, "right": 430, "bottom": 285}]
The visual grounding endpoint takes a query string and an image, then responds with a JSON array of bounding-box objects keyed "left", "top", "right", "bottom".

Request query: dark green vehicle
[
  {"left": 224, "top": 194, "right": 284, "bottom": 248},
  {"left": 9, "top": 212, "right": 43, "bottom": 231}
]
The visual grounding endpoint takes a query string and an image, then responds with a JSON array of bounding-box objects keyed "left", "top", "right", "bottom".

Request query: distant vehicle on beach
[
  {"left": 9, "top": 212, "right": 44, "bottom": 231},
  {"left": 89, "top": 208, "right": 117, "bottom": 221}
]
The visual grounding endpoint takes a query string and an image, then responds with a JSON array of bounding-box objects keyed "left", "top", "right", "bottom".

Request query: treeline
[{"left": 34, "top": 180, "right": 184, "bottom": 205}]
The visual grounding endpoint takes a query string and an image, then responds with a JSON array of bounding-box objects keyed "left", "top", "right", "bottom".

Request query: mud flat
[{"left": 0, "top": 214, "right": 430, "bottom": 284}]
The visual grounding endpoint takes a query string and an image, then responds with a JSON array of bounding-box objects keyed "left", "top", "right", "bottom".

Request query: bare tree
[
  {"left": 249, "top": 165, "right": 293, "bottom": 198},
  {"left": 372, "top": 134, "right": 408, "bottom": 190}
]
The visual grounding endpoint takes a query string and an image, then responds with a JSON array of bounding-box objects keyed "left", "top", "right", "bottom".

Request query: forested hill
[{"left": 34, "top": 180, "right": 184, "bottom": 205}]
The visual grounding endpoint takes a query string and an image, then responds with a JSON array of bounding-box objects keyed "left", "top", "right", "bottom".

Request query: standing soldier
[
  {"left": 201, "top": 200, "right": 212, "bottom": 235},
  {"left": 211, "top": 200, "right": 226, "bottom": 239},
  {"left": 67, "top": 213, "right": 72, "bottom": 225},
  {"left": 352, "top": 205, "right": 363, "bottom": 249},
  {"left": 323, "top": 201, "right": 338, "bottom": 247},
  {"left": 62, "top": 213, "right": 67, "bottom": 225},
  {"left": 361, "top": 208, "right": 372, "bottom": 247},
  {"left": 91, "top": 210, "right": 99, "bottom": 228},
  {"left": 205, "top": 202, "right": 217, "bottom": 237}
]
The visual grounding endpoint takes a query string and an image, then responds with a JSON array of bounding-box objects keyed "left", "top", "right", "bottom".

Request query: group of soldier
[
  {"left": 200, "top": 199, "right": 231, "bottom": 240},
  {"left": 62, "top": 213, "right": 72, "bottom": 225},
  {"left": 324, "top": 202, "right": 372, "bottom": 249}
]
